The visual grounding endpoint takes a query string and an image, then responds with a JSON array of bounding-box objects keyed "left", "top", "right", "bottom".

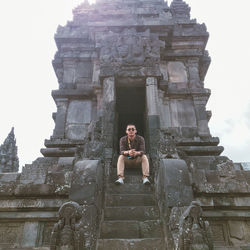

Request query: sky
[{"left": 0, "top": 0, "right": 249, "bottom": 169}]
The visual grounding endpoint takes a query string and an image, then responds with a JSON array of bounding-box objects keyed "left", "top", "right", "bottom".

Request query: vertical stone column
[
  {"left": 21, "top": 222, "right": 39, "bottom": 248},
  {"left": 146, "top": 77, "right": 160, "bottom": 157},
  {"left": 94, "top": 87, "right": 103, "bottom": 118},
  {"left": 63, "top": 59, "right": 76, "bottom": 88},
  {"left": 102, "top": 77, "right": 115, "bottom": 154},
  {"left": 146, "top": 77, "right": 160, "bottom": 118},
  {"left": 52, "top": 98, "right": 68, "bottom": 139},
  {"left": 193, "top": 96, "right": 210, "bottom": 137},
  {"left": 102, "top": 77, "right": 115, "bottom": 177},
  {"left": 188, "top": 58, "right": 202, "bottom": 89}
]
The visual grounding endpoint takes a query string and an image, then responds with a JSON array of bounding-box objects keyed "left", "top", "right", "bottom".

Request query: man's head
[{"left": 126, "top": 124, "right": 137, "bottom": 138}]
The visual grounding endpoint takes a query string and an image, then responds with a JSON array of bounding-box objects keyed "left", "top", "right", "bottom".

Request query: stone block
[
  {"left": 0, "top": 183, "right": 16, "bottom": 196},
  {"left": 107, "top": 183, "right": 152, "bottom": 194},
  {"left": 235, "top": 170, "right": 247, "bottom": 182},
  {"left": 97, "top": 238, "right": 164, "bottom": 250},
  {"left": 19, "top": 164, "right": 48, "bottom": 185},
  {"left": 63, "top": 66, "right": 75, "bottom": 84},
  {"left": 21, "top": 222, "right": 39, "bottom": 248},
  {"left": 75, "top": 61, "right": 92, "bottom": 82},
  {"left": 196, "top": 197, "right": 214, "bottom": 207},
  {"left": 157, "top": 159, "right": 193, "bottom": 207},
  {"left": 139, "top": 220, "right": 163, "bottom": 238},
  {"left": 101, "top": 221, "right": 139, "bottom": 239},
  {"left": 191, "top": 156, "right": 216, "bottom": 170},
  {"left": 192, "top": 169, "right": 206, "bottom": 187},
  {"left": 66, "top": 100, "right": 92, "bottom": 124},
  {"left": 65, "top": 124, "right": 88, "bottom": 140},
  {"left": 167, "top": 61, "right": 188, "bottom": 83},
  {"left": 69, "top": 160, "right": 102, "bottom": 204},
  {"left": 105, "top": 194, "right": 155, "bottom": 207},
  {"left": 0, "top": 222, "right": 24, "bottom": 248},
  {"left": 104, "top": 206, "right": 159, "bottom": 221},
  {"left": 0, "top": 198, "right": 67, "bottom": 210},
  {"left": 73, "top": 160, "right": 101, "bottom": 184},
  {"left": 58, "top": 157, "right": 74, "bottom": 168},
  {"left": 0, "top": 173, "right": 20, "bottom": 182},
  {"left": 69, "top": 183, "right": 98, "bottom": 205},
  {"left": 169, "top": 99, "right": 196, "bottom": 127},
  {"left": 164, "top": 185, "right": 193, "bottom": 207},
  {"left": 53, "top": 171, "right": 67, "bottom": 184},
  {"left": 228, "top": 221, "right": 244, "bottom": 240},
  {"left": 14, "top": 184, "right": 56, "bottom": 196},
  {"left": 213, "top": 197, "right": 235, "bottom": 207},
  {"left": 181, "top": 127, "right": 198, "bottom": 138},
  {"left": 205, "top": 171, "right": 220, "bottom": 184},
  {"left": 147, "top": 115, "right": 160, "bottom": 130}
]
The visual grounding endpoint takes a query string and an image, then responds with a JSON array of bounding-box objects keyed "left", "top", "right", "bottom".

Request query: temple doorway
[{"left": 116, "top": 84, "right": 146, "bottom": 152}]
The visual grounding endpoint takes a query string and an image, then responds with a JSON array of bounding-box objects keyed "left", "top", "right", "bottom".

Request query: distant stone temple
[
  {"left": 0, "top": 127, "right": 19, "bottom": 173},
  {"left": 1, "top": 0, "right": 250, "bottom": 249}
]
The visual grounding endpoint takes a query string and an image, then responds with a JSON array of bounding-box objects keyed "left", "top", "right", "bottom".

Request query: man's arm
[
  {"left": 120, "top": 137, "right": 129, "bottom": 155},
  {"left": 136, "top": 136, "right": 145, "bottom": 156}
]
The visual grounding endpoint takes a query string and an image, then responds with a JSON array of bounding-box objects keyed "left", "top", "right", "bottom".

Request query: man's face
[{"left": 126, "top": 125, "right": 137, "bottom": 137}]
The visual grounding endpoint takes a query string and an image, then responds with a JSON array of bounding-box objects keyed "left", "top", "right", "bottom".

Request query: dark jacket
[{"left": 120, "top": 135, "right": 146, "bottom": 155}]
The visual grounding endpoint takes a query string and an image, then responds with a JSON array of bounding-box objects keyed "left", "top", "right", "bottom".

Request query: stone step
[
  {"left": 109, "top": 175, "right": 150, "bottom": 184},
  {"left": 100, "top": 220, "right": 163, "bottom": 239},
  {"left": 105, "top": 193, "right": 156, "bottom": 206},
  {"left": 104, "top": 206, "right": 159, "bottom": 221},
  {"left": 107, "top": 183, "right": 153, "bottom": 194},
  {"left": 110, "top": 167, "right": 143, "bottom": 175},
  {"left": 97, "top": 238, "right": 165, "bottom": 250}
]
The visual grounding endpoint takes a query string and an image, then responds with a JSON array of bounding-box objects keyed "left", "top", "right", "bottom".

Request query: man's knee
[
  {"left": 141, "top": 155, "right": 148, "bottom": 161},
  {"left": 118, "top": 155, "right": 125, "bottom": 161}
]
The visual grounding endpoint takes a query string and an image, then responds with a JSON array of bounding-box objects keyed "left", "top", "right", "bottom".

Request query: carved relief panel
[{"left": 0, "top": 223, "right": 24, "bottom": 248}]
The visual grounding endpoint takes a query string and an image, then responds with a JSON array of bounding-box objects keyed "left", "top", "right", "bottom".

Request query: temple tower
[
  {"left": 1, "top": 0, "right": 250, "bottom": 249},
  {"left": 0, "top": 127, "right": 19, "bottom": 173}
]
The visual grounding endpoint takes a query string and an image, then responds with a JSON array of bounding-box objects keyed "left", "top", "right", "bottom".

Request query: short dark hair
[{"left": 126, "top": 124, "right": 136, "bottom": 129}]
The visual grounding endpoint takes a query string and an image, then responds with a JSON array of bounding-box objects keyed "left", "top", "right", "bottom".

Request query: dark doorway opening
[{"left": 116, "top": 85, "right": 146, "bottom": 152}]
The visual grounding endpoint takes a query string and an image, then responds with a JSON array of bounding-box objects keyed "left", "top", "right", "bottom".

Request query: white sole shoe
[
  {"left": 143, "top": 177, "right": 150, "bottom": 185},
  {"left": 115, "top": 178, "right": 124, "bottom": 185}
]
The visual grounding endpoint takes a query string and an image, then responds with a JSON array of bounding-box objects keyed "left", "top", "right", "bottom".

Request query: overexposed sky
[{"left": 0, "top": 0, "right": 249, "bottom": 169}]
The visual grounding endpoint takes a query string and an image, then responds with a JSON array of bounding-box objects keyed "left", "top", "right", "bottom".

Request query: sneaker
[
  {"left": 115, "top": 177, "right": 124, "bottom": 185},
  {"left": 143, "top": 177, "right": 150, "bottom": 185}
]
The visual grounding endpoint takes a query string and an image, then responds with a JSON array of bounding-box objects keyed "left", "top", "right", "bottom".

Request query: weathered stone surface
[
  {"left": 97, "top": 238, "right": 164, "bottom": 250},
  {"left": 156, "top": 159, "right": 193, "bottom": 207},
  {"left": 50, "top": 201, "right": 84, "bottom": 250},
  {"left": 167, "top": 61, "right": 188, "bottom": 86},
  {"left": 169, "top": 201, "right": 214, "bottom": 250},
  {"left": 1, "top": 0, "right": 249, "bottom": 249},
  {"left": 104, "top": 206, "right": 159, "bottom": 221},
  {"left": 21, "top": 222, "right": 39, "bottom": 248}
]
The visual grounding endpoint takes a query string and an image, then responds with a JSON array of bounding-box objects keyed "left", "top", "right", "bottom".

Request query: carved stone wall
[{"left": 0, "top": 0, "right": 249, "bottom": 249}]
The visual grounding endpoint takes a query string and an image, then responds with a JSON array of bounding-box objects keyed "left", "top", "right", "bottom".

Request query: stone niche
[
  {"left": 169, "top": 98, "right": 197, "bottom": 127},
  {"left": 159, "top": 95, "right": 197, "bottom": 137},
  {"left": 167, "top": 61, "right": 188, "bottom": 88},
  {"left": 62, "top": 60, "right": 75, "bottom": 88},
  {"left": 75, "top": 61, "right": 93, "bottom": 87},
  {"left": 65, "top": 100, "right": 92, "bottom": 140}
]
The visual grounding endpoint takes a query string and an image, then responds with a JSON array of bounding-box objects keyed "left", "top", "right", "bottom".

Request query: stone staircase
[{"left": 97, "top": 168, "right": 165, "bottom": 250}]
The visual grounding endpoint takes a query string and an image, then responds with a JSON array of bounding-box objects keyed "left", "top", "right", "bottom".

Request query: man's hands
[{"left": 128, "top": 149, "right": 141, "bottom": 157}]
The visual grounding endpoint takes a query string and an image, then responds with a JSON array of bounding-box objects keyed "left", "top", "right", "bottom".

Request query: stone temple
[{"left": 1, "top": 0, "right": 250, "bottom": 249}]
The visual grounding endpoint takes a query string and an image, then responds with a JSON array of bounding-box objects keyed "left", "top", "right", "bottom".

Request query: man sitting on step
[{"left": 115, "top": 124, "right": 150, "bottom": 185}]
